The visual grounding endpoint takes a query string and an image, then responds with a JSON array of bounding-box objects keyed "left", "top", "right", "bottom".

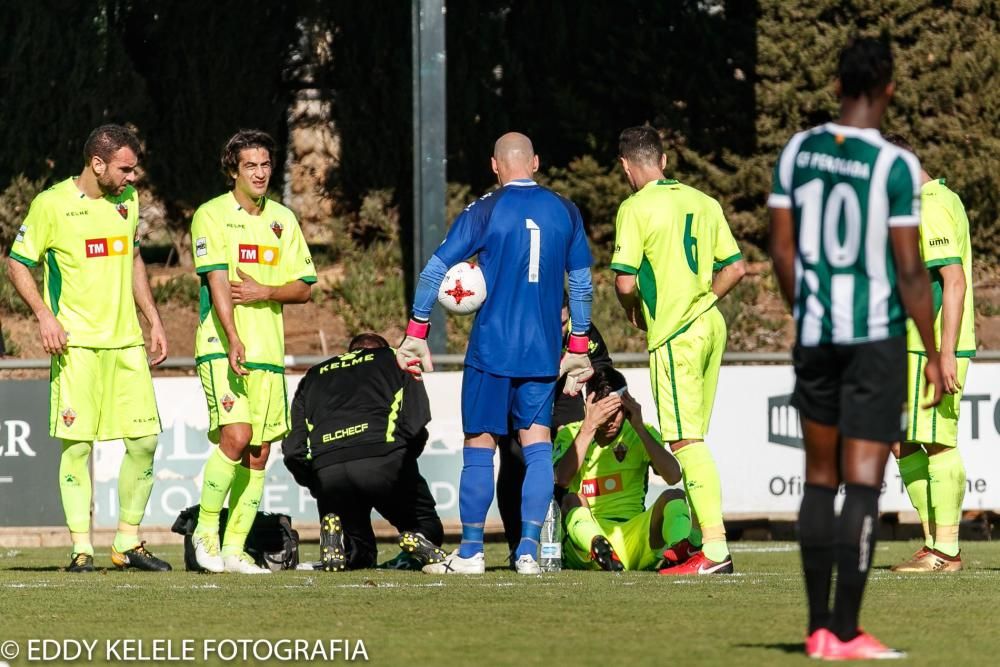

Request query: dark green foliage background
[{"left": 0, "top": 1, "right": 997, "bottom": 258}]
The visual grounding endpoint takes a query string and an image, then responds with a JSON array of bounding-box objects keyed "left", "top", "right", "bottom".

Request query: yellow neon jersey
[
  {"left": 10, "top": 178, "right": 143, "bottom": 348},
  {"left": 192, "top": 192, "right": 316, "bottom": 371},
  {"left": 611, "top": 180, "right": 741, "bottom": 350},
  {"left": 554, "top": 420, "right": 663, "bottom": 520},
  {"left": 906, "top": 179, "right": 976, "bottom": 356}
]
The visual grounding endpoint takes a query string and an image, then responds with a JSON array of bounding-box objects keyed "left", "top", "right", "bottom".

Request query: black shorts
[{"left": 792, "top": 336, "right": 906, "bottom": 444}]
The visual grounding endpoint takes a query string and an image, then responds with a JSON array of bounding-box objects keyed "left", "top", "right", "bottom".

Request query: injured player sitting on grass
[{"left": 554, "top": 366, "right": 706, "bottom": 573}]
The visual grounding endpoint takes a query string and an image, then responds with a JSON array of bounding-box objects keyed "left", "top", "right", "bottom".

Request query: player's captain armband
[
  {"left": 567, "top": 333, "right": 589, "bottom": 354},
  {"left": 195, "top": 237, "right": 208, "bottom": 257}
]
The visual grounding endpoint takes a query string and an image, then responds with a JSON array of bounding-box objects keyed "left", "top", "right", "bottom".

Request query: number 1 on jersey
[{"left": 526, "top": 218, "right": 540, "bottom": 283}]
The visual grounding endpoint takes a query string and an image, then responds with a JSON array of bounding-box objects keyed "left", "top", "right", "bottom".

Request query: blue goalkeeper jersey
[{"left": 434, "top": 179, "right": 593, "bottom": 377}]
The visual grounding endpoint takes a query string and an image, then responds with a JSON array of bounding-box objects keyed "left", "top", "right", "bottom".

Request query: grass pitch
[{"left": 1, "top": 541, "right": 998, "bottom": 666}]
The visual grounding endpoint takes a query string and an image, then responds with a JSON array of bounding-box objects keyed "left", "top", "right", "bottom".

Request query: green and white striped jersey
[{"left": 769, "top": 123, "right": 921, "bottom": 346}]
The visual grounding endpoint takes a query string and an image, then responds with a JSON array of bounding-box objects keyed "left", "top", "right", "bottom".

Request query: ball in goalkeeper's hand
[{"left": 437, "top": 261, "right": 487, "bottom": 315}]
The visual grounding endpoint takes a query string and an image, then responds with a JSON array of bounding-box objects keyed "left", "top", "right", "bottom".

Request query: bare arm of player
[
  {"left": 621, "top": 392, "right": 681, "bottom": 485},
  {"left": 937, "top": 263, "right": 965, "bottom": 394},
  {"left": 614, "top": 273, "right": 647, "bottom": 331},
  {"left": 206, "top": 269, "right": 248, "bottom": 376},
  {"left": 891, "top": 225, "right": 942, "bottom": 408},
  {"left": 132, "top": 249, "right": 168, "bottom": 366},
  {"left": 6, "top": 256, "right": 67, "bottom": 355},
  {"left": 712, "top": 259, "right": 747, "bottom": 300},
  {"left": 768, "top": 206, "right": 797, "bottom": 308},
  {"left": 230, "top": 268, "right": 311, "bottom": 305}
]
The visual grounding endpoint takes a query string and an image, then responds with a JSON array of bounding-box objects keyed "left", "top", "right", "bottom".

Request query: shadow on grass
[{"left": 732, "top": 642, "right": 804, "bottom": 655}]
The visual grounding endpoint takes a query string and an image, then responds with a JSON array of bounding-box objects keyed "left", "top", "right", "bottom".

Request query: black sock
[
  {"left": 831, "top": 483, "right": 881, "bottom": 642},
  {"left": 799, "top": 483, "right": 837, "bottom": 634}
]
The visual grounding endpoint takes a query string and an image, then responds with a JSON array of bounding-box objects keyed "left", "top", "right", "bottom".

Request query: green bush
[
  {"left": 0, "top": 174, "right": 49, "bottom": 255},
  {"left": 152, "top": 274, "right": 200, "bottom": 305},
  {"left": 333, "top": 242, "right": 407, "bottom": 336},
  {"left": 589, "top": 270, "right": 648, "bottom": 354},
  {"left": 0, "top": 257, "right": 40, "bottom": 316},
  {"left": 1, "top": 326, "right": 18, "bottom": 357},
  {"left": 539, "top": 156, "right": 632, "bottom": 264}
]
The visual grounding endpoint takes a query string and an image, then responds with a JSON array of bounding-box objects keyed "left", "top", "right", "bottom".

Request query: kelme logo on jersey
[
  {"left": 85, "top": 236, "right": 129, "bottom": 258},
  {"left": 238, "top": 244, "right": 280, "bottom": 265},
  {"left": 270, "top": 221, "right": 283, "bottom": 239},
  {"left": 581, "top": 473, "right": 623, "bottom": 497}
]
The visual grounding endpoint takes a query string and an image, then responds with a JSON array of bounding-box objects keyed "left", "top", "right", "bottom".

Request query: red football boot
[{"left": 658, "top": 550, "right": 733, "bottom": 575}]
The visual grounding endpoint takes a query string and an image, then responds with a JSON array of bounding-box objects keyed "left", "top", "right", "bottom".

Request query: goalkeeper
[{"left": 555, "top": 365, "right": 698, "bottom": 571}]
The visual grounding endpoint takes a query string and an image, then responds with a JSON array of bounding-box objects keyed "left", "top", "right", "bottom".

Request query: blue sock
[
  {"left": 458, "top": 447, "right": 495, "bottom": 558},
  {"left": 516, "top": 442, "right": 554, "bottom": 559}
]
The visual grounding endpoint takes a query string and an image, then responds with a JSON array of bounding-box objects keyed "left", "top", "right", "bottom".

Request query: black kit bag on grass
[{"left": 172, "top": 505, "right": 300, "bottom": 572}]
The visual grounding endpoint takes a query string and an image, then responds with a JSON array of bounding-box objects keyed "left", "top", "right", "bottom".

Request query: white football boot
[
  {"left": 422, "top": 550, "right": 485, "bottom": 574},
  {"left": 223, "top": 551, "right": 272, "bottom": 575},
  {"left": 514, "top": 554, "right": 542, "bottom": 575},
  {"left": 192, "top": 532, "right": 225, "bottom": 573}
]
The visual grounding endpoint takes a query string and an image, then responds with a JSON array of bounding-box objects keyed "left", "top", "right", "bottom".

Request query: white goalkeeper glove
[
  {"left": 396, "top": 318, "right": 433, "bottom": 379},
  {"left": 559, "top": 333, "right": 594, "bottom": 396}
]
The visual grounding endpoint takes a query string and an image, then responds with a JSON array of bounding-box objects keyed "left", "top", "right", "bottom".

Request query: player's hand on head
[
  {"left": 228, "top": 338, "right": 249, "bottom": 376},
  {"left": 921, "top": 356, "right": 944, "bottom": 409},
  {"left": 583, "top": 392, "right": 621, "bottom": 430},
  {"left": 38, "top": 311, "right": 68, "bottom": 355},
  {"left": 620, "top": 391, "right": 643, "bottom": 425}
]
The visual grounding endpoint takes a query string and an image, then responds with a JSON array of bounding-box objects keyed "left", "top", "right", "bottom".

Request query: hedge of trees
[{"left": 1, "top": 1, "right": 997, "bottom": 261}]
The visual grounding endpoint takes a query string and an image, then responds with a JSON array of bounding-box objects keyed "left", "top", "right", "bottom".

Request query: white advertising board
[{"left": 85, "top": 364, "right": 1000, "bottom": 527}]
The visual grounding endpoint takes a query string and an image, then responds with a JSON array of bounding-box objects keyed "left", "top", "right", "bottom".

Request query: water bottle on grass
[{"left": 539, "top": 499, "right": 562, "bottom": 572}]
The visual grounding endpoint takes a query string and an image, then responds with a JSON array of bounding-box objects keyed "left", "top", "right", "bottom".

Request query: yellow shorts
[
  {"left": 563, "top": 507, "right": 660, "bottom": 571},
  {"left": 49, "top": 346, "right": 161, "bottom": 441},
  {"left": 197, "top": 357, "right": 289, "bottom": 445},
  {"left": 906, "top": 353, "right": 970, "bottom": 447},
  {"left": 649, "top": 307, "right": 726, "bottom": 441}
]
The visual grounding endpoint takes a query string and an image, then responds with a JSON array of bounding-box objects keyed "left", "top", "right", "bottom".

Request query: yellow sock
[
  {"left": 660, "top": 499, "right": 692, "bottom": 547},
  {"left": 196, "top": 447, "right": 240, "bottom": 536},
  {"left": 222, "top": 468, "right": 265, "bottom": 557},
  {"left": 928, "top": 448, "right": 965, "bottom": 557},
  {"left": 675, "top": 442, "right": 728, "bottom": 561},
  {"left": 113, "top": 521, "right": 140, "bottom": 553},
  {"left": 898, "top": 450, "right": 934, "bottom": 549},
  {"left": 565, "top": 506, "right": 603, "bottom": 554}
]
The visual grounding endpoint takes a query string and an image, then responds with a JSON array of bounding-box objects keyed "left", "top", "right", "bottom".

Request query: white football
[{"left": 438, "top": 261, "right": 487, "bottom": 315}]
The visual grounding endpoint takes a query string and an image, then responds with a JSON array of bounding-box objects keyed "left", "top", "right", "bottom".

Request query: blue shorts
[{"left": 461, "top": 367, "right": 557, "bottom": 435}]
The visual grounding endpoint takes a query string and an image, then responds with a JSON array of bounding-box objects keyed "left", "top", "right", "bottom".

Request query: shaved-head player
[{"left": 398, "top": 132, "right": 595, "bottom": 574}]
